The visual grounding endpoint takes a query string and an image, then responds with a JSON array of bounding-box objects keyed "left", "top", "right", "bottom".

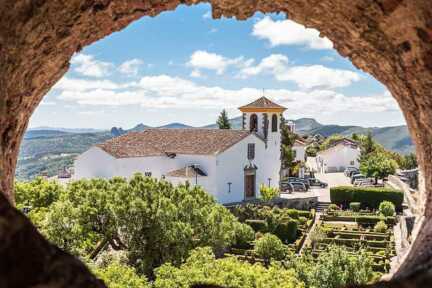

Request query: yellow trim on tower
[{"left": 239, "top": 107, "right": 286, "bottom": 113}]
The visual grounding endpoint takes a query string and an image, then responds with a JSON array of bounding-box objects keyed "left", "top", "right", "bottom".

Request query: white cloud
[
  {"left": 55, "top": 75, "right": 398, "bottom": 116},
  {"left": 238, "top": 54, "right": 288, "bottom": 78},
  {"left": 71, "top": 53, "right": 113, "bottom": 77},
  {"left": 190, "top": 69, "right": 203, "bottom": 78},
  {"left": 118, "top": 59, "right": 144, "bottom": 76},
  {"left": 239, "top": 55, "right": 360, "bottom": 89},
  {"left": 252, "top": 17, "right": 333, "bottom": 49},
  {"left": 275, "top": 65, "right": 361, "bottom": 89},
  {"left": 187, "top": 50, "right": 252, "bottom": 75},
  {"left": 203, "top": 11, "right": 211, "bottom": 19},
  {"left": 320, "top": 56, "right": 335, "bottom": 62},
  {"left": 53, "top": 77, "right": 123, "bottom": 91},
  {"left": 39, "top": 100, "right": 56, "bottom": 106}
]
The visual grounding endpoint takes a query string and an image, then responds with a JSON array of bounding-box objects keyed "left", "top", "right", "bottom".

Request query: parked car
[
  {"left": 348, "top": 170, "right": 360, "bottom": 177},
  {"left": 351, "top": 174, "right": 365, "bottom": 184},
  {"left": 344, "top": 167, "right": 359, "bottom": 177},
  {"left": 354, "top": 178, "right": 373, "bottom": 186},
  {"left": 280, "top": 182, "right": 294, "bottom": 193},
  {"left": 308, "top": 178, "right": 328, "bottom": 188},
  {"left": 289, "top": 181, "right": 307, "bottom": 192},
  {"left": 287, "top": 177, "right": 310, "bottom": 190}
]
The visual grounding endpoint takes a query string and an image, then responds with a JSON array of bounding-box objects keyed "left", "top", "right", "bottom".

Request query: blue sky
[{"left": 30, "top": 3, "right": 406, "bottom": 129}]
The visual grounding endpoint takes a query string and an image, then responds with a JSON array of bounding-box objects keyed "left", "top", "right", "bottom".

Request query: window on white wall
[
  {"left": 145, "top": 172, "right": 152, "bottom": 177},
  {"left": 247, "top": 143, "right": 255, "bottom": 160}
]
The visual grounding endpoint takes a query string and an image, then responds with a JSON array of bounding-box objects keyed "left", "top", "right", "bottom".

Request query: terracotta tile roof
[
  {"left": 238, "top": 96, "right": 287, "bottom": 110},
  {"left": 97, "top": 129, "right": 253, "bottom": 158},
  {"left": 166, "top": 166, "right": 207, "bottom": 178}
]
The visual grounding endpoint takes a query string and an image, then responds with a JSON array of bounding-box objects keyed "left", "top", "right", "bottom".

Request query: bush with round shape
[
  {"left": 379, "top": 201, "right": 396, "bottom": 217},
  {"left": 374, "top": 221, "right": 388, "bottom": 233},
  {"left": 233, "top": 222, "right": 255, "bottom": 248},
  {"left": 254, "top": 233, "right": 286, "bottom": 261},
  {"left": 349, "top": 202, "right": 361, "bottom": 212}
]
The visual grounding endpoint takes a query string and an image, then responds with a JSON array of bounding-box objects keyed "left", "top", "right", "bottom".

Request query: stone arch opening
[
  {"left": 250, "top": 114, "right": 258, "bottom": 132},
  {"left": 1, "top": 0, "right": 432, "bottom": 286}
]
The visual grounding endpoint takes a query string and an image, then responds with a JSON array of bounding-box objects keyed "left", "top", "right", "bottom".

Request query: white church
[{"left": 74, "top": 97, "right": 297, "bottom": 204}]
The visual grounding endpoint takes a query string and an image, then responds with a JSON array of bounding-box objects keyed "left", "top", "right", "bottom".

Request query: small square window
[{"left": 144, "top": 172, "right": 152, "bottom": 177}]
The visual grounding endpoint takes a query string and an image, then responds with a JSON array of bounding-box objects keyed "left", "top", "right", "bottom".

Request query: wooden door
[{"left": 244, "top": 174, "right": 256, "bottom": 198}]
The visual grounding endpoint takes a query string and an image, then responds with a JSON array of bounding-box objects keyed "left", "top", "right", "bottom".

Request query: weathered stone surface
[{"left": 0, "top": 0, "right": 431, "bottom": 286}]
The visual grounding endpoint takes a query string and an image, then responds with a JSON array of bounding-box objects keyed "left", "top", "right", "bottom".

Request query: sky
[{"left": 30, "top": 3, "right": 406, "bottom": 129}]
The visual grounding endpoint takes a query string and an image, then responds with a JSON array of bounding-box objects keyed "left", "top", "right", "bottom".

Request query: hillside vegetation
[{"left": 18, "top": 118, "right": 413, "bottom": 180}]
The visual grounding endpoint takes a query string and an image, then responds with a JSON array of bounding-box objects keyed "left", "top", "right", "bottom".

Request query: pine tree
[
  {"left": 216, "top": 109, "right": 231, "bottom": 129},
  {"left": 280, "top": 117, "right": 297, "bottom": 176}
]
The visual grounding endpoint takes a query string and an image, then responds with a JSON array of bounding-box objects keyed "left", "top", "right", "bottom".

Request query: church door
[{"left": 244, "top": 173, "right": 256, "bottom": 199}]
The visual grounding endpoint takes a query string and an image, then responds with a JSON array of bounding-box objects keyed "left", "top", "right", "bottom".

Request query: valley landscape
[{"left": 19, "top": 117, "right": 413, "bottom": 180}]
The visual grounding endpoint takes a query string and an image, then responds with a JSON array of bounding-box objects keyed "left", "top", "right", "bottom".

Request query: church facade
[{"left": 74, "top": 97, "right": 287, "bottom": 204}]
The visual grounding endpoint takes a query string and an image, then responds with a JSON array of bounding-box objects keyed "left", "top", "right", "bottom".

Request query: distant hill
[
  {"left": 18, "top": 118, "right": 414, "bottom": 180},
  {"left": 159, "top": 122, "right": 193, "bottom": 129},
  {"left": 24, "top": 130, "right": 71, "bottom": 140},
  {"left": 293, "top": 118, "right": 414, "bottom": 154},
  {"left": 28, "top": 127, "right": 103, "bottom": 133},
  {"left": 17, "top": 131, "right": 113, "bottom": 180},
  {"left": 204, "top": 116, "right": 243, "bottom": 129}
]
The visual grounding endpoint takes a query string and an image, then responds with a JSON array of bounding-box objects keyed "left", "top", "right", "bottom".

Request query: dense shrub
[
  {"left": 349, "top": 202, "right": 361, "bottom": 212},
  {"left": 274, "top": 219, "right": 299, "bottom": 244},
  {"left": 15, "top": 177, "right": 64, "bottom": 211},
  {"left": 330, "top": 186, "right": 403, "bottom": 211},
  {"left": 154, "top": 247, "right": 304, "bottom": 288},
  {"left": 328, "top": 204, "right": 340, "bottom": 211},
  {"left": 93, "top": 261, "right": 150, "bottom": 288},
  {"left": 246, "top": 219, "right": 268, "bottom": 233},
  {"left": 24, "top": 174, "right": 241, "bottom": 276},
  {"left": 374, "top": 221, "right": 388, "bottom": 233},
  {"left": 233, "top": 222, "right": 255, "bottom": 248},
  {"left": 260, "top": 184, "right": 280, "bottom": 201},
  {"left": 379, "top": 201, "right": 396, "bottom": 217},
  {"left": 254, "top": 233, "right": 287, "bottom": 261}
]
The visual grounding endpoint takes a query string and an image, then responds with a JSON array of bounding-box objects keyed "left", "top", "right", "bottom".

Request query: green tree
[
  {"left": 112, "top": 173, "right": 239, "bottom": 275},
  {"left": 216, "top": 109, "right": 231, "bottom": 129},
  {"left": 254, "top": 233, "right": 286, "bottom": 262},
  {"left": 15, "top": 177, "right": 64, "bottom": 211},
  {"left": 309, "top": 245, "right": 374, "bottom": 288},
  {"left": 154, "top": 247, "right": 304, "bottom": 288},
  {"left": 280, "top": 119, "right": 298, "bottom": 176},
  {"left": 358, "top": 131, "right": 376, "bottom": 163},
  {"left": 94, "top": 260, "right": 150, "bottom": 288},
  {"left": 360, "top": 152, "right": 398, "bottom": 183},
  {"left": 319, "top": 134, "right": 344, "bottom": 151},
  {"left": 401, "top": 153, "right": 417, "bottom": 170}
]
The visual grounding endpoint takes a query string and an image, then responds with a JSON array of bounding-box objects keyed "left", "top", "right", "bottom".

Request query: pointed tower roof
[{"left": 238, "top": 96, "right": 287, "bottom": 112}]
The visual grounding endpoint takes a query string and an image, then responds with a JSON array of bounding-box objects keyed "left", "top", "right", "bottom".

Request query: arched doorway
[{"left": 250, "top": 114, "right": 258, "bottom": 132}]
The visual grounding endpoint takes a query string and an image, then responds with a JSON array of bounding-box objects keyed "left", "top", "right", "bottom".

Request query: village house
[
  {"left": 75, "top": 97, "right": 292, "bottom": 204},
  {"left": 316, "top": 138, "right": 360, "bottom": 173}
]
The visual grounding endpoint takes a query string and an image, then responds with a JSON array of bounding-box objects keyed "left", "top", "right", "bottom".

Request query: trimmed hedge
[
  {"left": 274, "top": 219, "right": 298, "bottom": 243},
  {"left": 245, "top": 219, "right": 268, "bottom": 232},
  {"left": 320, "top": 214, "right": 396, "bottom": 225},
  {"left": 330, "top": 186, "right": 403, "bottom": 211}
]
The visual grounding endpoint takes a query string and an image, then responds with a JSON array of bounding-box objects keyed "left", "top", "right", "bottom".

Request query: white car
[{"left": 354, "top": 178, "right": 375, "bottom": 186}]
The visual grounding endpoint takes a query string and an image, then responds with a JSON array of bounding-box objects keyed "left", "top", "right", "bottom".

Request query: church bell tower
[{"left": 238, "top": 96, "right": 287, "bottom": 149}]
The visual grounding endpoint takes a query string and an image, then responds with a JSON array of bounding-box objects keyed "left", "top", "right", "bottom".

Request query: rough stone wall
[{"left": 0, "top": 0, "right": 432, "bottom": 286}]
